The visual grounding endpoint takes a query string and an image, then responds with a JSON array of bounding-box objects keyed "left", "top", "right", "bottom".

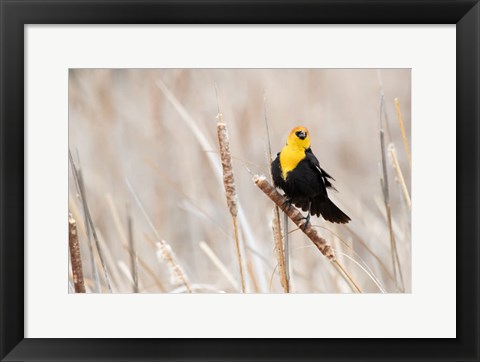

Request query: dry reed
[
  {"left": 394, "top": 98, "right": 411, "bottom": 168},
  {"left": 126, "top": 204, "right": 139, "bottom": 293},
  {"left": 199, "top": 241, "right": 239, "bottom": 290},
  {"left": 379, "top": 95, "right": 405, "bottom": 292},
  {"left": 68, "top": 212, "right": 86, "bottom": 293},
  {"left": 69, "top": 150, "right": 112, "bottom": 293},
  {"left": 69, "top": 152, "right": 100, "bottom": 291},
  {"left": 94, "top": 229, "right": 125, "bottom": 292},
  {"left": 133, "top": 242, "right": 167, "bottom": 292},
  {"left": 388, "top": 143, "right": 411, "bottom": 210}
]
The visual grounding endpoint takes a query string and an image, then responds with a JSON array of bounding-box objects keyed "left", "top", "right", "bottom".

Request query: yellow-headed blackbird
[{"left": 271, "top": 126, "right": 350, "bottom": 225}]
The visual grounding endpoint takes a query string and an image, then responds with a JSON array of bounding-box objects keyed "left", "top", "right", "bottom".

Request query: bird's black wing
[
  {"left": 305, "top": 149, "right": 350, "bottom": 222},
  {"left": 305, "top": 148, "right": 338, "bottom": 191}
]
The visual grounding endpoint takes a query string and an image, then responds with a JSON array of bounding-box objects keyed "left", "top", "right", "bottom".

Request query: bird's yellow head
[{"left": 286, "top": 126, "right": 311, "bottom": 149}]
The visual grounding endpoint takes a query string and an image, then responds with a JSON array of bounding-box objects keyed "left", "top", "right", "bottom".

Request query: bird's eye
[{"left": 295, "top": 130, "right": 306, "bottom": 140}]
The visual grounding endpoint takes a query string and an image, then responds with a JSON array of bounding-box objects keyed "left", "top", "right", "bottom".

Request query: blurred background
[{"left": 68, "top": 69, "right": 411, "bottom": 293}]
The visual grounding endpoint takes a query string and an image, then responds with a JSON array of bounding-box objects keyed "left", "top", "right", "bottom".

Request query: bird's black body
[{"left": 271, "top": 148, "right": 350, "bottom": 224}]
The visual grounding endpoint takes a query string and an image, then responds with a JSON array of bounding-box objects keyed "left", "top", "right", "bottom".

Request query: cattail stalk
[
  {"left": 388, "top": 143, "right": 411, "bottom": 210},
  {"left": 126, "top": 204, "right": 139, "bottom": 293},
  {"left": 394, "top": 98, "right": 411, "bottom": 168},
  {"left": 217, "top": 113, "right": 246, "bottom": 293},
  {"left": 379, "top": 96, "right": 405, "bottom": 292},
  {"left": 271, "top": 208, "right": 289, "bottom": 292},
  {"left": 69, "top": 212, "right": 86, "bottom": 293},
  {"left": 264, "top": 93, "right": 289, "bottom": 292},
  {"left": 253, "top": 175, "right": 362, "bottom": 293},
  {"left": 246, "top": 259, "right": 260, "bottom": 293}
]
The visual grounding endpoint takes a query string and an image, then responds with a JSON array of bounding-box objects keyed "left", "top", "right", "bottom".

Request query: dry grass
[{"left": 68, "top": 69, "right": 411, "bottom": 293}]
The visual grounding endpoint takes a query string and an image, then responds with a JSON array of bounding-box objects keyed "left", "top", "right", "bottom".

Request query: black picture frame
[{"left": 1, "top": 1, "right": 478, "bottom": 361}]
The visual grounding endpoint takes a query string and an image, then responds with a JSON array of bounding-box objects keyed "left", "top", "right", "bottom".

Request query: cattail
[
  {"left": 217, "top": 115, "right": 238, "bottom": 217},
  {"left": 217, "top": 112, "right": 246, "bottom": 293},
  {"left": 156, "top": 241, "right": 192, "bottom": 291},
  {"left": 253, "top": 175, "right": 363, "bottom": 293},
  {"left": 254, "top": 175, "right": 335, "bottom": 259},
  {"left": 271, "top": 207, "right": 289, "bottom": 292},
  {"left": 69, "top": 212, "right": 86, "bottom": 293}
]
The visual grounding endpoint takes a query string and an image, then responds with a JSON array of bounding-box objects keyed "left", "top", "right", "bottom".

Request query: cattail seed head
[
  {"left": 156, "top": 241, "right": 192, "bottom": 291},
  {"left": 254, "top": 175, "right": 336, "bottom": 261},
  {"left": 69, "top": 212, "right": 86, "bottom": 293},
  {"left": 217, "top": 116, "right": 238, "bottom": 217}
]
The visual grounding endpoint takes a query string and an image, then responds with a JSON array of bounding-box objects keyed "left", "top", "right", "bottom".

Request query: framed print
[
  {"left": 66, "top": 67, "right": 412, "bottom": 296},
  {"left": 1, "top": 0, "right": 479, "bottom": 361}
]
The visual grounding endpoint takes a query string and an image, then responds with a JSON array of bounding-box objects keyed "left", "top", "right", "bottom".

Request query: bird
[{"left": 271, "top": 126, "right": 350, "bottom": 227}]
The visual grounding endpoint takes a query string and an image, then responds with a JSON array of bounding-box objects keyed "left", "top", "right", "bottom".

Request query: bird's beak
[{"left": 298, "top": 131, "right": 306, "bottom": 140}]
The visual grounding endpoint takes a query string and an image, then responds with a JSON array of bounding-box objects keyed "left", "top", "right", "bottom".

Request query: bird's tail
[{"left": 311, "top": 196, "right": 351, "bottom": 224}]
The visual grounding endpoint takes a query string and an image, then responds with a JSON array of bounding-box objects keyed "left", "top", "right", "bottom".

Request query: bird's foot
[
  {"left": 299, "top": 213, "right": 311, "bottom": 231},
  {"left": 281, "top": 197, "right": 292, "bottom": 212}
]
